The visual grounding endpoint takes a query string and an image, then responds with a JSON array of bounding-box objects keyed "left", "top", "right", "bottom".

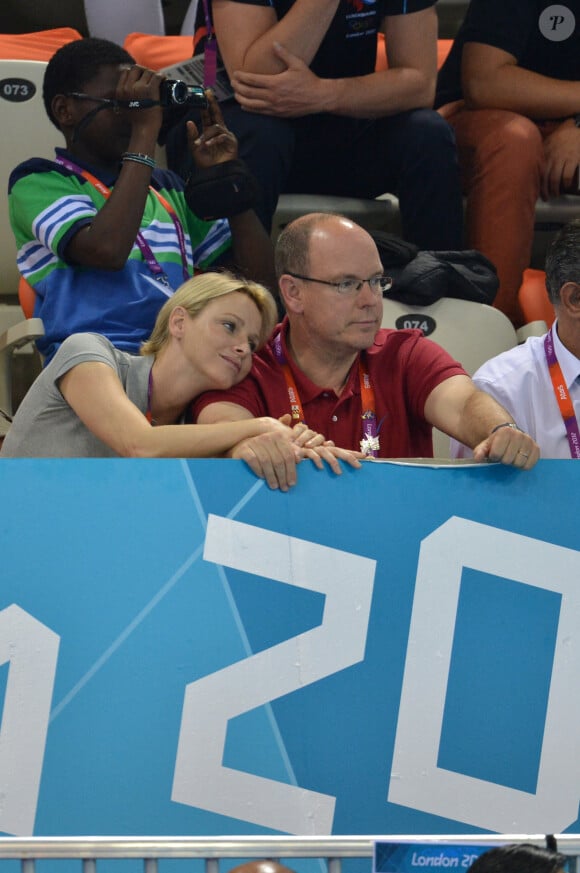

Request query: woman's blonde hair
[{"left": 141, "top": 271, "right": 278, "bottom": 357}]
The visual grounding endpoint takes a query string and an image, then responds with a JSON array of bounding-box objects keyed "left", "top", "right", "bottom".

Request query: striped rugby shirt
[{"left": 9, "top": 148, "right": 231, "bottom": 362}]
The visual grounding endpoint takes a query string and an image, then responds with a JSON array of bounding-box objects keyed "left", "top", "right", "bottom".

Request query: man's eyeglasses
[
  {"left": 66, "top": 92, "right": 159, "bottom": 111},
  {"left": 286, "top": 272, "right": 393, "bottom": 296},
  {"left": 65, "top": 91, "right": 159, "bottom": 142},
  {"left": 66, "top": 92, "right": 123, "bottom": 113}
]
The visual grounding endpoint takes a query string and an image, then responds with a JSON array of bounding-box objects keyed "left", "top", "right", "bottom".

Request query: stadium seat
[
  {"left": 0, "top": 304, "right": 43, "bottom": 429},
  {"left": 381, "top": 296, "right": 517, "bottom": 376},
  {"left": 0, "top": 27, "right": 81, "bottom": 61},
  {"left": 124, "top": 32, "right": 192, "bottom": 69},
  {"left": 271, "top": 193, "right": 400, "bottom": 241},
  {"left": 0, "top": 59, "right": 63, "bottom": 302},
  {"left": 0, "top": 279, "right": 43, "bottom": 421},
  {"left": 0, "top": 56, "right": 55, "bottom": 421},
  {"left": 85, "top": 0, "right": 164, "bottom": 45},
  {"left": 518, "top": 268, "right": 555, "bottom": 329},
  {"left": 381, "top": 296, "right": 519, "bottom": 457}
]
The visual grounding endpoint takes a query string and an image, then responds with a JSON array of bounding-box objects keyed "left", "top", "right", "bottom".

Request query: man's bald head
[
  {"left": 228, "top": 862, "right": 296, "bottom": 873},
  {"left": 274, "top": 212, "right": 377, "bottom": 280}
]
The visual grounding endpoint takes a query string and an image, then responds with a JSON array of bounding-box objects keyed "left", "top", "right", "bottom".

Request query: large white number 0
[
  {"left": 0, "top": 604, "right": 60, "bottom": 835},
  {"left": 388, "top": 516, "right": 580, "bottom": 833},
  {"left": 172, "top": 515, "right": 376, "bottom": 834}
]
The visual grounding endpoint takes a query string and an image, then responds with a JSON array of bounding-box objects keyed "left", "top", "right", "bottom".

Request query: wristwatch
[
  {"left": 490, "top": 422, "right": 521, "bottom": 435},
  {"left": 575, "top": 114, "right": 580, "bottom": 127}
]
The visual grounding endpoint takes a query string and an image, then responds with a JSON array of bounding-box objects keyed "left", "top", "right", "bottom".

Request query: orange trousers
[{"left": 439, "top": 103, "right": 550, "bottom": 328}]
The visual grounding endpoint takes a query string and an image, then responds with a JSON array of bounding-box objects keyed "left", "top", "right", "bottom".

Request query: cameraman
[{"left": 8, "top": 37, "right": 275, "bottom": 364}]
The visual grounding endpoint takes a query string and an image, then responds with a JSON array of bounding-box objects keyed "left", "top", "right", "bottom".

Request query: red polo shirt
[{"left": 193, "top": 318, "right": 467, "bottom": 457}]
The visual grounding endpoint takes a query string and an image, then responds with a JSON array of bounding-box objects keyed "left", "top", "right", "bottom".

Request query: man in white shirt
[{"left": 452, "top": 219, "right": 580, "bottom": 460}]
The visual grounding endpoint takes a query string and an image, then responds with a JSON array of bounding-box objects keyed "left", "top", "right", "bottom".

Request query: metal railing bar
[{"left": 1, "top": 836, "right": 579, "bottom": 861}]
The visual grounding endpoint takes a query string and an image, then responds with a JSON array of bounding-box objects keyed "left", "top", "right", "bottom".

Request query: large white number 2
[
  {"left": 0, "top": 604, "right": 60, "bottom": 835},
  {"left": 389, "top": 516, "right": 580, "bottom": 834},
  {"left": 172, "top": 514, "right": 376, "bottom": 834}
]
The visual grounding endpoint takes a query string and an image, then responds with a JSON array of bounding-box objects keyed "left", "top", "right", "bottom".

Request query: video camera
[{"left": 159, "top": 79, "right": 208, "bottom": 108}]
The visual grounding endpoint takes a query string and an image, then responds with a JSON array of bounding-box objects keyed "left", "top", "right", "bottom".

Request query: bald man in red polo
[{"left": 194, "top": 213, "right": 539, "bottom": 488}]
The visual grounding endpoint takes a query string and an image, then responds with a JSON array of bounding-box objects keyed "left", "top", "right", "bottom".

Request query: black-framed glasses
[
  {"left": 287, "top": 272, "right": 393, "bottom": 296},
  {"left": 66, "top": 92, "right": 123, "bottom": 113},
  {"left": 66, "top": 91, "right": 160, "bottom": 142},
  {"left": 66, "top": 92, "right": 159, "bottom": 112}
]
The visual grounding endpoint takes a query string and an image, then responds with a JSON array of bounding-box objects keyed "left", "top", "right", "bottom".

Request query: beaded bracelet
[
  {"left": 122, "top": 152, "right": 156, "bottom": 170},
  {"left": 490, "top": 422, "right": 521, "bottom": 434}
]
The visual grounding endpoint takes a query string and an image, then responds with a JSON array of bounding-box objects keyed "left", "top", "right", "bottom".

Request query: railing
[{"left": 0, "top": 836, "right": 579, "bottom": 873}]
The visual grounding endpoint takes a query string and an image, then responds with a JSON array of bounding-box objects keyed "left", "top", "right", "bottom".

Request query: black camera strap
[{"left": 68, "top": 92, "right": 161, "bottom": 143}]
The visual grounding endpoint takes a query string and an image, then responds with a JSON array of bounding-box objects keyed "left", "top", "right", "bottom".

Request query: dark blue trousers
[{"left": 166, "top": 102, "right": 464, "bottom": 250}]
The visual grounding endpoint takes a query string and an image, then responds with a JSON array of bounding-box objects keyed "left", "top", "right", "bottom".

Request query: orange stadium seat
[
  {"left": 519, "top": 269, "right": 555, "bottom": 328},
  {"left": 0, "top": 28, "right": 82, "bottom": 60},
  {"left": 18, "top": 276, "right": 36, "bottom": 320},
  {"left": 124, "top": 32, "right": 197, "bottom": 69}
]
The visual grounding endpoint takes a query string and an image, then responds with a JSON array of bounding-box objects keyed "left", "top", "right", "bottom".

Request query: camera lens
[
  {"left": 159, "top": 79, "right": 190, "bottom": 106},
  {"left": 159, "top": 79, "right": 209, "bottom": 108}
]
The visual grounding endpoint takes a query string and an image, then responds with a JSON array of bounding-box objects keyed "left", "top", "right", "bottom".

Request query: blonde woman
[{"left": 1, "top": 271, "right": 337, "bottom": 485}]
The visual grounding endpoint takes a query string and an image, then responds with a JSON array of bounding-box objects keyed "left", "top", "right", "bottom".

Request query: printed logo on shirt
[
  {"left": 346, "top": 0, "right": 376, "bottom": 13},
  {"left": 345, "top": 0, "right": 377, "bottom": 38},
  {"left": 348, "top": 15, "right": 372, "bottom": 32},
  {"left": 538, "top": 4, "right": 576, "bottom": 41}
]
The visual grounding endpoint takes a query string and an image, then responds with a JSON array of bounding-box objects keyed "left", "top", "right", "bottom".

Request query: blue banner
[
  {"left": 374, "top": 842, "right": 493, "bottom": 873},
  {"left": 0, "top": 459, "right": 579, "bottom": 840}
]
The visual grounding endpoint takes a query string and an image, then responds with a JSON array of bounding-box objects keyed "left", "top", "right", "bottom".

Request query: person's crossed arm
[{"left": 213, "top": 0, "right": 438, "bottom": 119}]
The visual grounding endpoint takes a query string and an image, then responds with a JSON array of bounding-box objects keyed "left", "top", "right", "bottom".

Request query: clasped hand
[
  {"left": 542, "top": 120, "right": 580, "bottom": 199},
  {"left": 231, "top": 43, "right": 324, "bottom": 117},
  {"left": 232, "top": 415, "right": 362, "bottom": 491}
]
